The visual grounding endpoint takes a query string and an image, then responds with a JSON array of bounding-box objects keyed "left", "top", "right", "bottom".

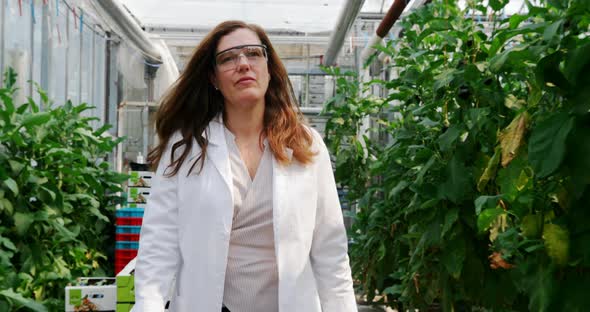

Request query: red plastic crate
[
  {"left": 116, "top": 233, "right": 140, "bottom": 241},
  {"left": 116, "top": 217, "right": 143, "bottom": 226},
  {"left": 115, "top": 249, "right": 138, "bottom": 259},
  {"left": 116, "top": 261, "right": 132, "bottom": 275},
  {"left": 115, "top": 249, "right": 138, "bottom": 275}
]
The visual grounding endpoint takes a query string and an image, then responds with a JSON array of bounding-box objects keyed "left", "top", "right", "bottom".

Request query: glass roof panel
[{"left": 119, "top": 0, "right": 348, "bottom": 33}]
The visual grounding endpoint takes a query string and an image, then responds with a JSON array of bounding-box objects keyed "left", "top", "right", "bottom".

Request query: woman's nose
[{"left": 235, "top": 54, "right": 251, "bottom": 70}]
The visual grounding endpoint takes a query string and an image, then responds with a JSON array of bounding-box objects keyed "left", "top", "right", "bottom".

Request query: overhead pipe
[
  {"left": 323, "top": 0, "right": 366, "bottom": 66},
  {"left": 94, "top": 0, "right": 163, "bottom": 162},
  {"left": 94, "top": 0, "right": 162, "bottom": 66},
  {"left": 360, "top": 0, "right": 430, "bottom": 65},
  {"left": 360, "top": 0, "right": 409, "bottom": 65}
]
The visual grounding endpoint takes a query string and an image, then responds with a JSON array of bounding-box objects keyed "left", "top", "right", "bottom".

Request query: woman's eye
[
  {"left": 219, "top": 55, "right": 235, "bottom": 64},
  {"left": 245, "top": 48, "right": 263, "bottom": 57}
]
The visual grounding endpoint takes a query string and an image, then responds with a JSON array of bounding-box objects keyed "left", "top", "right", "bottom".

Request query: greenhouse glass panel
[
  {"left": 32, "top": 0, "right": 42, "bottom": 104},
  {"left": 66, "top": 10, "right": 81, "bottom": 104},
  {"left": 49, "top": 0, "right": 68, "bottom": 105},
  {"left": 119, "top": 0, "right": 348, "bottom": 32},
  {"left": 4, "top": 0, "right": 32, "bottom": 102}
]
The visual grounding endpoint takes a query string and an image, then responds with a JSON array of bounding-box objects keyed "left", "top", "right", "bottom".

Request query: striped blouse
[{"left": 222, "top": 127, "right": 279, "bottom": 312}]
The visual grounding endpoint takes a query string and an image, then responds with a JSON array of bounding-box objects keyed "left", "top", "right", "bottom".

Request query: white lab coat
[{"left": 132, "top": 116, "right": 357, "bottom": 312}]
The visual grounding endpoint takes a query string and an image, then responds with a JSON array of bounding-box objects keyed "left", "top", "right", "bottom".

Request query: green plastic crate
[
  {"left": 116, "top": 275, "right": 135, "bottom": 302},
  {"left": 116, "top": 303, "right": 134, "bottom": 312}
]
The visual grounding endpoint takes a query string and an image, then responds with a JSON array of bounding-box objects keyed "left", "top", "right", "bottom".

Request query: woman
[{"left": 132, "top": 20, "right": 357, "bottom": 312}]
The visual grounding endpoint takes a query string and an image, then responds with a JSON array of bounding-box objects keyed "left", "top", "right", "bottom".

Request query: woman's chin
[{"left": 234, "top": 90, "right": 264, "bottom": 104}]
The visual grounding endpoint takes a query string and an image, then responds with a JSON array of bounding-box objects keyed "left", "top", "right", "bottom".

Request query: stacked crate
[{"left": 115, "top": 171, "right": 152, "bottom": 274}]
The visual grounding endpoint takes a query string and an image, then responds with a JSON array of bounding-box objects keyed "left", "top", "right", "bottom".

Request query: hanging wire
[{"left": 60, "top": 0, "right": 106, "bottom": 38}]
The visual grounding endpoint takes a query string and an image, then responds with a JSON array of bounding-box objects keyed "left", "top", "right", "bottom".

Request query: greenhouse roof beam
[
  {"left": 323, "top": 0, "right": 366, "bottom": 66},
  {"left": 94, "top": 0, "right": 163, "bottom": 65}
]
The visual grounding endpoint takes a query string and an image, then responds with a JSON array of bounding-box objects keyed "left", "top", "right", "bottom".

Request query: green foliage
[
  {"left": 323, "top": 0, "right": 590, "bottom": 310},
  {"left": 0, "top": 69, "right": 127, "bottom": 310}
]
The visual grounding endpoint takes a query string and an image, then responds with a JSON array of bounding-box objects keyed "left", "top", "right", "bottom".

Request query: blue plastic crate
[
  {"left": 116, "top": 225, "right": 142, "bottom": 234},
  {"left": 116, "top": 208, "right": 145, "bottom": 218},
  {"left": 116, "top": 241, "right": 140, "bottom": 250}
]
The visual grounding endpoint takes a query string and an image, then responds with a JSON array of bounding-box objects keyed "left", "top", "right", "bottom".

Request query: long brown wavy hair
[{"left": 147, "top": 20, "right": 315, "bottom": 176}]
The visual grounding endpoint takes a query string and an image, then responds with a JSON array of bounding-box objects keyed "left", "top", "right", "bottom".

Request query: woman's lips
[{"left": 236, "top": 77, "right": 255, "bottom": 84}]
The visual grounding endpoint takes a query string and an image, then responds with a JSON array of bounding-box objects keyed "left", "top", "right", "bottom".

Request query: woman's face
[{"left": 213, "top": 28, "right": 271, "bottom": 110}]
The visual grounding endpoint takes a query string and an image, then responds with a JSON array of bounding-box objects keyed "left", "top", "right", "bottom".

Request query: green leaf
[
  {"left": 14, "top": 212, "right": 34, "bottom": 236},
  {"left": 438, "top": 125, "right": 463, "bottom": 152},
  {"left": 20, "top": 112, "right": 51, "bottom": 129},
  {"left": 477, "top": 147, "right": 501, "bottom": 192},
  {"left": 529, "top": 113, "right": 574, "bottom": 178},
  {"left": 433, "top": 69, "right": 457, "bottom": 91},
  {"left": 383, "top": 284, "right": 403, "bottom": 295},
  {"left": 439, "top": 155, "right": 471, "bottom": 203},
  {"left": 415, "top": 155, "right": 436, "bottom": 185},
  {"left": 543, "top": 20, "right": 563, "bottom": 43},
  {"left": 535, "top": 52, "right": 571, "bottom": 91},
  {"left": 0, "top": 289, "right": 48, "bottom": 312},
  {"left": 547, "top": 0, "right": 567, "bottom": 9},
  {"left": 489, "top": 44, "right": 532, "bottom": 73},
  {"left": 497, "top": 156, "right": 533, "bottom": 201},
  {"left": 527, "top": 264, "right": 554, "bottom": 311},
  {"left": 477, "top": 207, "right": 505, "bottom": 233},
  {"left": 4, "top": 67, "right": 18, "bottom": 89},
  {"left": 475, "top": 195, "right": 503, "bottom": 215},
  {"left": 388, "top": 180, "right": 409, "bottom": 200},
  {"left": 509, "top": 14, "right": 530, "bottom": 29},
  {"left": 442, "top": 208, "right": 459, "bottom": 238},
  {"left": 8, "top": 160, "right": 24, "bottom": 174},
  {"left": 564, "top": 41, "right": 590, "bottom": 85},
  {"left": 0, "top": 236, "right": 16, "bottom": 251},
  {"left": 38, "top": 186, "right": 56, "bottom": 203},
  {"left": 52, "top": 221, "right": 79, "bottom": 242},
  {"left": 3, "top": 178, "right": 18, "bottom": 196},
  {"left": 1, "top": 198, "right": 14, "bottom": 215},
  {"left": 89, "top": 206, "right": 109, "bottom": 222},
  {"left": 441, "top": 236, "right": 466, "bottom": 279},
  {"left": 489, "top": 0, "right": 509, "bottom": 11}
]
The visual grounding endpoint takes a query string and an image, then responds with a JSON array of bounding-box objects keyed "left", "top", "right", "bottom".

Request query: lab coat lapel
[
  {"left": 202, "top": 118, "right": 233, "bottom": 202},
  {"left": 272, "top": 146, "right": 293, "bottom": 310}
]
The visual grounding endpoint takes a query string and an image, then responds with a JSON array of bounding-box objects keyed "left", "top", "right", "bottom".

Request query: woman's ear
[{"left": 210, "top": 74, "right": 218, "bottom": 90}]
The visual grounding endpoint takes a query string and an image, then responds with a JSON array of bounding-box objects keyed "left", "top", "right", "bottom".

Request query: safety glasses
[{"left": 214, "top": 44, "right": 268, "bottom": 72}]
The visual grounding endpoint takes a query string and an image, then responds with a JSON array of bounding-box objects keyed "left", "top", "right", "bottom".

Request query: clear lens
[{"left": 215, "top": 45, "right": 267, "bottom": 71}]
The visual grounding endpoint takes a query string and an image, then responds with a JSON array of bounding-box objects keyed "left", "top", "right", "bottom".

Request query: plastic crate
[
  {"left": 115, "top": 249, "right": 138, "bottom": 275},
  {"left": 116, "top": 233, "right": 140, "bottom": 242},
  {"left": 115, "top": 262, "right": 131, "bottom": 276},
  {"left": 116, "top": 226, "right": 141, "bottom": 234},
  {"left": 115, "top": 249, "right": 138, "bottom": 259},
  {"left": 116, "top": 241, "right": 140, "bottom": 250},
  {"left": 116, "top": 217, "right": 143, "bottom": 226},
  {"left": 128, "top": 171, "right": 153, "bottom": 188},
  {"left": 127, "top": 187, "right": 150, "bottom": 204},
  {"left": 116, "top": 208, "right": 145, "bottom": 218}
]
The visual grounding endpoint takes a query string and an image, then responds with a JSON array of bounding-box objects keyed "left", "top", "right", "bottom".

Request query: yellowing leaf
[
  {"left": 499, "top": 112, "right": 529, "bottom": 167},
  {"left": 333, "top": 117, "right": 345, "bottom": 125},
  {"left": 489, "top": 213, "right": 507, "bottom": 242},
  {"left": 505, "top": 94, "right": 526, "bottom": 110},
  {"left": 521, "top": 214, "right": 542, "bottom": 238},
  {"left": 543, "top": 223, "right": 569, "bottom": 266}
]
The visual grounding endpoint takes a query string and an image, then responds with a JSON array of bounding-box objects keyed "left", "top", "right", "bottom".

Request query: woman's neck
[{"left": 223, "top": 102, "right": 265, "bottom": 140}]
